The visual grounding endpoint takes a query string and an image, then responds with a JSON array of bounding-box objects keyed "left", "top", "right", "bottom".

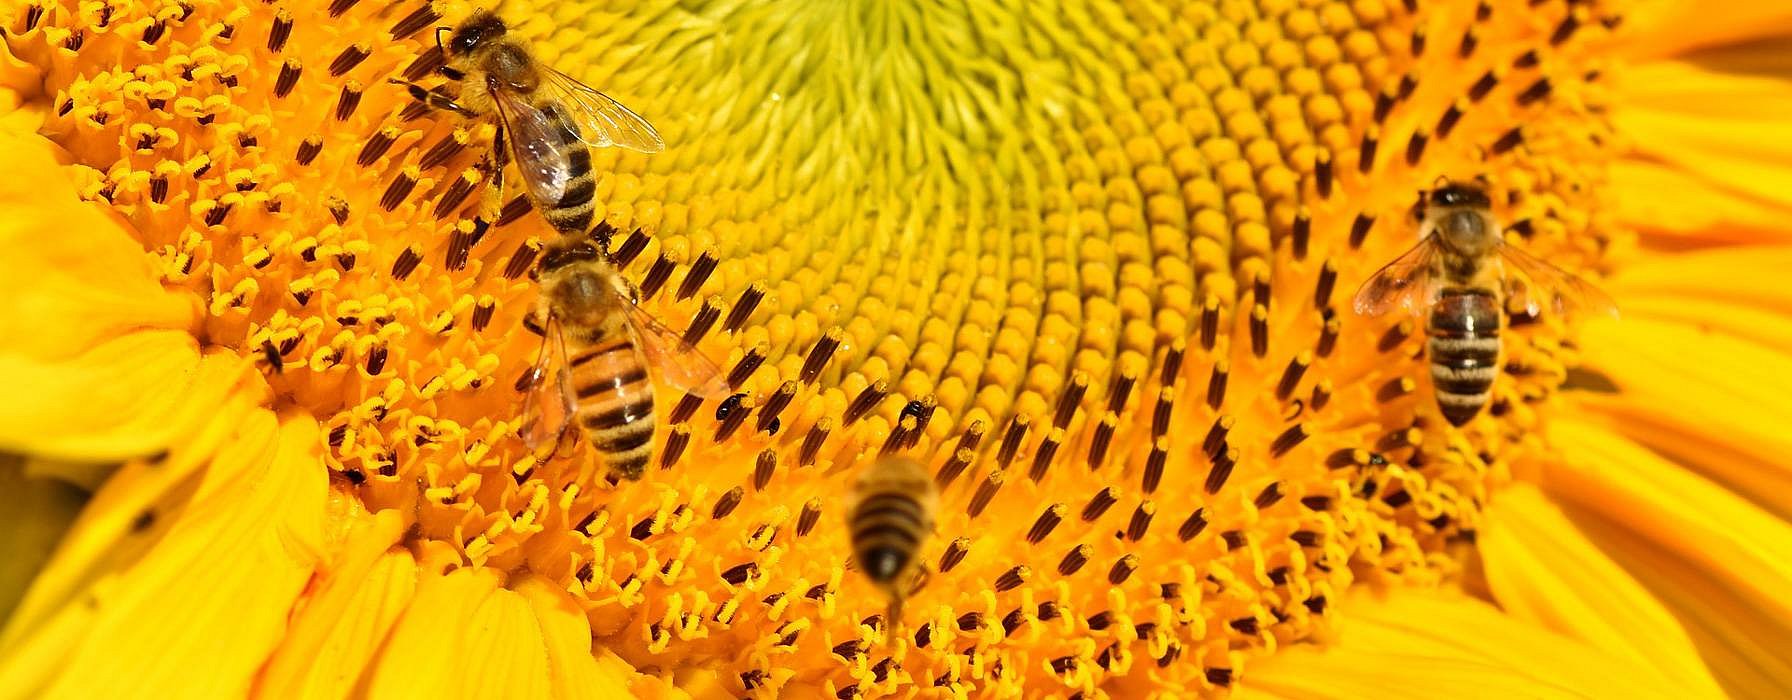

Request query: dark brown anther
[
  {"left": 1276, "top": 353, "right": 1311, "bottom": 402},
  {"left": 1292, "top": 208, "right": 1312, "bottom": 260},
  {"left": 268, "top": 10, "right": 293, "bottom": 52},
  {"left": 935, "top": 447, "right": 973, "bottom": 488},
  {"left": 1203, "top": 415, "right": 1234, "bottom": 458},
  {"left": 328, "top": 43, "right": 371, "bottom": 76},
  {"left": 1161, "top": 339, "right": 1186, "bottom": 385},
  {"left": 141, "top": 20, "right": 167, "bottom": 44},
  {"left": 939, "top": 537, "right": 970, "bottom": 572},
  {"left": 390, "top": 246, "right": 422, "bottom": 281},
  {"left": 62, "top": 30, "right": 84, "bottom": 52},
  {"left": 1469, "top": 71, "right": 1499, "bottom": 103},
  {"left": 724, "top": 283, "right": 765, "bottom": 333},
  {"left": 1358, "top": 127, "right": 1379, "bottom": 174},
  {"left": 1405, "top": 129, "right": 1429, "bottom": 166},
  {"left": 1317, "top": 314, "right": 1340, "bottom": 358},
  {"left": 327, "top": 0, "right": 360, "bottom": 18},
  {"left": 1374, "top": 88, "right": 1396, "bottom": 125},
  {"left": 902, "top": 397, "right": 936, "bottom": 449},
  {"left": 746, "top": 381, "right": 796, "bottom": 435},
  {"left": 334, "top": 81, "right": 363, "bottom": 121},
  {"left": 1378, "top": 320, "right": 1413, "bottom": 353},
  {"left": 418, "top": 133, "right": 466, "bottom": 169},
  {"left": 661, "top": 394, "right": 700, "bottom": 426},
  {"left": 1378, "top": 427, "right": 1419, "bottom": 452},
  {"left": 1142, "top": 438, "right": 1168, "bottom": 494},
  {"left": 444, "top": 225, "right": 475, "bottom": 272},
  {"left": 1348, "top": 213, "right": 1375, "bottom": 249},
  {"left": 637, "top": 254, "right": 676, "bottom": 301},
  {"left": 1249, "top": 305, "right": 1269, "bottom": 358},
  {"left": 720, "top": 563, "right": 756, "bottom": 585},
  {"left": 148, "top": 175, "right": 169, "bottom": 203},
  {"left": 843, "top": 380, "right": 888, "bottom": 425},
  {"left": 1474, "top": 0, "right": 1492, "bottom": 20},
  {"left": 1127, "top": 501, "right": 1155, "bottom": 541},
  {"left": 1151, "top": 388, "right": 1173, "bottom": 438},
  {"left": 656, "top": 425, "right": 689, "bottom": 469},
  {"left": 609, "top": 228, "right": 649, "bottom": 265},
  {"left": 713, "top": 396, "right": 753, "bottom": 443},
  {"left": 725, "top": 346, "right": 766, "bottom": 390},
  {"left": 1314, "top": 150, "right": 1333, "bottom": 199},
  {"left": 433, "top": 173, "right": 477, "bottom": 219},
  {"left": 712, "top": 486, "right": 744, "bottom": 519},
  {"left": 1026, "top": 504, "right": 1066, "bottom": 544},
  {"left": 682, "top": 297, "right": 722, "bottom": 346},
  {"left": 1550, "top": 11, "right": 1581, "bottom": 45},
  {"left": 402, "top": 46, "right": 445, "bottom": 82},
  {"left": 1508, "top": 218, "right": 1535, "bottom": 239},
  {"left": 1437, "top": 101, "right": 1465, "bottom": 138},
  {"left": 356, "top": 127, "right": 398, "bottom": 168},
  {"left": 1053, "top": 372, "right": 1088, "bottom": 429},
  {"left": 1199, "top": 296, "right": 1220, "bottom": 350},
  {"left": 1314, "top": 260, "right": 1338, "bottom": 310},
  {"left": 967, "top": 470, "right": 1004, "bottom": 518},
  {"left": 1270, "top": 423, "right": 1310, "bottom": 458},
  {"left": 1057, "top": 544, "right": 1091, "bottom": 576},
  {"left": 1086, "top": 413, "right": 1117, "bottom": 470},
  {"left": 203, "top": 202, "right": 232, "bottom": 226},
  {"left": 501, "top": 240, "right": 540, "bottom": 280},
  {"left": 1409, "top": 26, "right": 1426, "bottom": 58},
  {"left": 471, "top": 300, "right": 497, "bottom": 332},
  {"left": 795, "top": 497, "right": 820, "bottom": 537},
  {"left": 1491, "top": 127, "right": 1524, "bottom": 155},
  {"left": 994, "top": 566, "right": 1029, "bottom": 593},
  {"left": 1204, "top": 448, "right": 1238, "bottom": 495},
  {"left": 995, "top": 414, "right": 1030, "bottom": 469},
  {"left": 1206, "top": 360, "right": 1229, "bottom": 411},
  {"left": 752, "top": 450, "right": 777, "bottom": 491},
  {"left": 274, "top": 60, "right": 301, "bottom": 98},
  {"left": 1378, "top": 377, "right": 1414, "bottom": 403},
  {"left": 798, "top": 328, "right": 842, "bottom": 384},
  {"left": 1458, "top": 27, "right": 1479, "bottom": 58},
  {"left": 1254, "top": 482, "right": 1284, "bottom": 509},
  {"left": 1107, "top": 554, "right": 1140, "bottom": 585},
  {"left": 1027, "top": 428, "right": 1063, "bottom": 482},
  {"left": 388, "top": 3, "right": 439, "bottom": 39},
  {"left": 1514, "top": 49, "right": 1540, "bottom": 69},
  {"left": 677, "top": 250, "right": 718, "bottom": 301},
  {"left": 364, "top": 344, "right": 388, "bottom": 376},
  {"left": 494, "top": 195, "right": 533, "bottom": 227},
  {"left": 1177, "top": 508, "right": 1208, "bottom": 542},
  {"left": 880, "top": 417, "right": 914, "bottom": 456},
  {"left": 798, "top": 418, "right": 831, "bottom": 467},
  {"left": 1109, "top": 370, "right": 1137, "bottom": 413},
  {"left": 1081, "top": 487, "right": 1119, "bottom": 522},
  {"left": 1516, "top": 77, "right": 1552, "bottom": 106},
  {"left": 378, "top": 170, "right": 415, "bottom": 211}
]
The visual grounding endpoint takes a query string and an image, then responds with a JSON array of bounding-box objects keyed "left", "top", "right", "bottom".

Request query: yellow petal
[
  {"left": 361, "top": 567, "right": 503, "bottom": 700},
  {"left": 254, "top": 509, "right": 413, "bottom": 700},
  {"left": 1480, "top": 483, "right": 1723, "bottom": 696},
  {"left": 513, "top": 577, "right": 636, "bottom": 699},
  {"left": 1621, "top": 3, "right": 1792, "bottom": 60},
  {"left": 0, "top": 456, "right": 86, "bottom": 623},
  {"left": 1546, "top": 419, "right": 1792, "bottom": 698},
  {"left": 1613, "top": 39, "right": 1792, "bottom": 242},
  {"left": 1240, "top": 589, "right": 1696, "bottom": 700},
  {"left": 0, "top": 412, "right": 327, "bottom": 699},
  {"left": 1572, "top": 311, "right": 1792, "bottom": 520}
]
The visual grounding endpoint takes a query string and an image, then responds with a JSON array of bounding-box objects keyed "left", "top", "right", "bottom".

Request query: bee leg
[
  {"left": 475, "top": 123, "right": 511, "bottom": 226},
  {"left": 387, "top": 78, "right": 476, "bottom": 118},
  {"left": 522, "top": 307, "right": 547, "bottom": 337}
]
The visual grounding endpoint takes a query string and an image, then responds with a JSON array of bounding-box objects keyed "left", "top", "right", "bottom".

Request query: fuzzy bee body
[{"left": 849, "top": 456, "right": 937, "bottom": 643}]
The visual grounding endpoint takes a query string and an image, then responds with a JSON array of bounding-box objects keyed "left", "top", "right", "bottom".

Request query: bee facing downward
[
  {"left": 1353, "top": 178, "right": 1616, "bottom": 426},
  {"left": 518, "top": 237, "right": 723, "bottom": 481},
  {"left": 391, "top": 9, "right": 664, "bottom": 233},
  {"left": 848, "top": 455, "right": 938, "bottom": 646}
]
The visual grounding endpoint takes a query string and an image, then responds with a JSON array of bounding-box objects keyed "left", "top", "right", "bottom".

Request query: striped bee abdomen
[
  {"left": 568, "top": 336, "right": 655, "bottom": 480},
  {"left": 851, "top": 491, "right": 927, "bottom": 583},
  {"left": 536, "top": 103, "right": 596, "bottom": 234},
  {"left": 1427, "top": 287, "right": 1501, "bottom": 426}
]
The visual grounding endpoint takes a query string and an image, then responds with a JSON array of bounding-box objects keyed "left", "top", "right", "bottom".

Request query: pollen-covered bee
[
  {"left": 517, "top": 238, "right": 723, "bottom": 481},
  {"left": 848, "top": 455, "right": 938, "bottom": 645},
  {"left": 1353, "top": 178, "right": 1616, "bottom": 425},
  {"left": 391, "top": 9, "right": 664, "bottom": 233}
]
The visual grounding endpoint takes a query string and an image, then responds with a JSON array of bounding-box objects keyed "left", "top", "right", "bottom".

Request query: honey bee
[
  {"left": 518, "top": 238, "right": 723, "bottom": 481},
  {"left": 1353, "top": 179, "right": 1616, "bottom": 425},
  {"left": 391, "top": 9, "right": 664, "bottom": 233},
  {"left": 848, "top": 455, "right": 938, "bottom": 645}
]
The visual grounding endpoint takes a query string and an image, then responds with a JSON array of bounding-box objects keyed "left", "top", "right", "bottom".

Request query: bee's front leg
[{"left": 387, "top": 78, "right": 476, "bottom": 117}]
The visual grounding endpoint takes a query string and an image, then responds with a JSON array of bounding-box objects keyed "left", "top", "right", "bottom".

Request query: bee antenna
[
  {"left": 435, "top": 26, "right": 451, "bottom": 53},
  {"left": 1432, "top": 174, "right": 1451, "bottom": 189}
]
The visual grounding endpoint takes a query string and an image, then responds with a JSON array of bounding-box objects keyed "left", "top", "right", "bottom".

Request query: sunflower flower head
[{"left": 7, "top": 0, "right": 1743, "bottom": 697}]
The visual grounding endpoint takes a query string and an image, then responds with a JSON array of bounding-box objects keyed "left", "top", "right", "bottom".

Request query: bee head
[
  {"left": 443, "top": 11, "right": 507, "bottom": 56},
  {"left": 1426, "top": 179, "right": 1493, "bottom": 210}
]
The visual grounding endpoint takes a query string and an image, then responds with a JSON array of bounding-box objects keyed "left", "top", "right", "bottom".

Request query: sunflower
[{"left": 1, "top": 0, "right": 1788, "bottom": 696}]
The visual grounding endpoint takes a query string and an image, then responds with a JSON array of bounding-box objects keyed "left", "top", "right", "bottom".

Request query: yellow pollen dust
[{"left": 9, "top": 0, "right": 1626, "bottom": 694}]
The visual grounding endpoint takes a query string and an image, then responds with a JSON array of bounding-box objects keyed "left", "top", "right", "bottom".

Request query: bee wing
[
  {"left": 518, "top": 313, "right": 577, "bottom": 452},
  {"left": 491, "top": 88, "right": 580, "bottom": 210},
  {"left": 619, "top": 301, "right": 727, "bottom": 398},
  {"left": 1497, "top": 243, "right": 1620, "bottom": 319},
  {"left": 539, "top": 66, "right": 666, "bottom": 154},
  {"left": 1352, "top": 237, "right": 1443, "bottom": 317}
]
